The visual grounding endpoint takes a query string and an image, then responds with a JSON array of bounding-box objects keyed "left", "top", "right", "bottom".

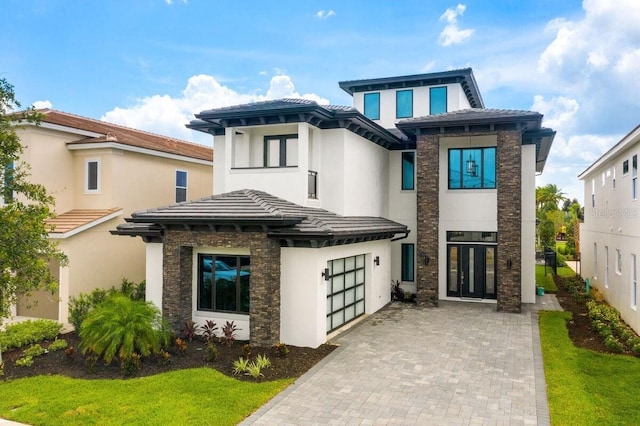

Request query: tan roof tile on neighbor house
[
  {"left": 48, "top": 208, "right": 123, "bottom": 236},
  {"left": 38, "top": 109, "right": 213, "bottom": 162}
]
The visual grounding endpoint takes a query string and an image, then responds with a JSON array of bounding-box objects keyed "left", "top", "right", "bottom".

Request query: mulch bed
[{"left": 1, "top": 333, "right": 336, "bottom": 381}]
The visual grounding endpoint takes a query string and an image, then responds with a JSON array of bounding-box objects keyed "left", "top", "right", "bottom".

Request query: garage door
[{"left": 326, "top": 254, "right": 365, "bottom": 333}]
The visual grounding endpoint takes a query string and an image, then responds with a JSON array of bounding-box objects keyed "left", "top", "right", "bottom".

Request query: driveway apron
[{"left": 242, "top": 298, "right": 558, "bottom": 425}]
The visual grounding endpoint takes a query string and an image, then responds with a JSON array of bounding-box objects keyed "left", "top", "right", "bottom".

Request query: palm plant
[{"left": 79, "top": 294, "right": 170, "bottom": 366}]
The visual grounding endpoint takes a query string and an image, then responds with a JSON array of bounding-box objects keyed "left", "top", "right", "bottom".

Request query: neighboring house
[
  {"left": 115, "top": 68, "right": 555, "bottom": 348},
  {"left": 579, "top": 124, "right": 640, "bottom": 335},
  {"left": 5, "top": 109, "right": 213, "bottom": 324}
]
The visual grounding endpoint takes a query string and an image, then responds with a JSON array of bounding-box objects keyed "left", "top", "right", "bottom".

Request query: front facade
[
  {"left": 7, "top": 110, "right": 213, "bottom": 324},
  {"left": 579, "top": 124, "right": 640, "bottom": 334},
  {"left": 117, "top": 68, "right": 555, "bottom": 348}
]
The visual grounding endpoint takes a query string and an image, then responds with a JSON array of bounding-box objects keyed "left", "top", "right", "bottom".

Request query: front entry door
[{"left": 447, "top": 244, "right": 496, "bottom": 299}]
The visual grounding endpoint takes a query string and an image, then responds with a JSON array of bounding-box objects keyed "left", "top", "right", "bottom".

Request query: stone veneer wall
[
  {"left": 496, "top": 130, "right": 522, "bottom": 312},
  {"left": 416, "top": 134, "right": 440, "bottom": 307},
  {"left": 162, "top": 230, "right": 281, "bottom": 346}
]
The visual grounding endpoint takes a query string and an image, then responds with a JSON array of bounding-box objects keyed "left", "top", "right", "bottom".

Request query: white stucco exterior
[{"left": 579, "top": 125, "right": 640, "bottom": 334}]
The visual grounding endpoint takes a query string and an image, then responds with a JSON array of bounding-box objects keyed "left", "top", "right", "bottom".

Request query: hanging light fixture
[{"left": 466, "top": 153, "right": 478, "bottom": 177}]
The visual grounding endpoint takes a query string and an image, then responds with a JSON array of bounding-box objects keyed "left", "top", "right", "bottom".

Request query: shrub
[
  {"left": 604, "top": 335, "right": 625, "bottom": 353},
  {"left": 174, "top": 338, "right": 187, "bottom": 355},
  {"left": 79, "top": 294, "right": 170, "bottom": 366},
  {"left": 23, "top": 344, "right": 46, "bottom": 358},
  {"left": 205, "top": 343, "right": 218, "bottom": 362},
  {"left": 182, "top": 320, "right": 198, "bottom": 341},
  {"left": 201, "top": 320, "right": 218, "bottom": 343},
  {"left": 157, "top": 349, "right": 171, "bottom": 366},
  {"left": 242, "top": 343, "right": 252, "bottom": 359},
  {"left": 48, "top": 338, "right": 68, "bottom": 352},
  {"left": 221, "top": 321, "right": 239, "bottom": 346},
  {"left": 0, "top": 319, "right": 62, "bottom": 352},
  {"left": 273, "top": 342, "right": 289, "bottom": 358},
  {"left": 64, "top": 346, "right": 76, "bottom": 361},
  {"left": 255, "top": 354, "right": 271, "bottom": 369},
  {"left": 245, "top": 361, "right": 264, "bottom": 379},
  {"left": 15, "top": 355, "right": 34, "bottom": 367},
  {"left": 232, "top": 357, "right": 249, "bottom": 375}
]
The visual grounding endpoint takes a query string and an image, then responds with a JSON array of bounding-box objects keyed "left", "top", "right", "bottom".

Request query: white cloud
[
  {"left": 438, "top": 4, "right": 474, "bottom": 46},
  {"left": 100, "top": 74, "right": 329, "bottom": 145},
  {"left": 315, "top": 10, "right": 335, "bottom": 20},
  {"left": 531, "top": 95, "right": 579, "bottom": 132},
  {"left": 33, "top": 100, "right": 52, "bottom": 109},
  {"left": 165, "top": 0, "right": 187, "bottom": 5}
]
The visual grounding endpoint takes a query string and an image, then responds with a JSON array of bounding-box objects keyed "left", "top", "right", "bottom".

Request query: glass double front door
[{"left": 447, "top": 244, "right": 496, "bottom": 299}]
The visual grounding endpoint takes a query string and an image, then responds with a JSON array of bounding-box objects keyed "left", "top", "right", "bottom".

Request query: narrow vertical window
[
  {"left": 623, "top": 159, "right": 629, "bottom": 175},
  {"left": 632, "top": 254, "right": 637, "bottom": 310},
  {"left": 594, "top": 242, "right": 598, "bottom": 279},
  {"left": 632, "top": 155, "right": 637, "bottom": 200},
  {"left": 396, "top": 90, "right": 413, "bottom": 119},
  {"left": 591, "top": 179, "right": 595, "bottom": 207},
  {"left": 605, "top": 246, "right": 609, "bottom": 288},
  {"left": 401, "top": 244, "right": 414, "bottom": 282},
  {"left": 430, "top": 87, "right": 447, "bottom": 115},
  {"left": 612, "top": 167, "right": 616, "bottom": 189},
  {"left": 616, "top": 249, "right": 622, "bottom": 274},
  {"left": 401, "top": 152, "right": 415, "bottom": 190},
  {"left": 175, "top": 170, "right": 187, "bottom": 203},
  {"left": 364, "top": 93, "right": 380, "bottom": 120},
  {"left": 85, "top": 159, "right": 100, "bottom": 193}
]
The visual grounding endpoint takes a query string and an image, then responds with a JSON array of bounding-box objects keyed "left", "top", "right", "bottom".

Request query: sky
[{"left": 3, "top": 0, "right": 640, "bottom": 204}]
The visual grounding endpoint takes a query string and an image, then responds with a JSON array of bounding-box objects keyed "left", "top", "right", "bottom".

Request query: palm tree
[{"left": 536, "top": 183, "right": 567, "bottom": 211}]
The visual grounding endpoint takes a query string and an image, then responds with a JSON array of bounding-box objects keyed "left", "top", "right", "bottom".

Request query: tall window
[
  {"left": 632, "top": 254, "right": 637, "bottom": 310},
  {"left": 175, "top": 170, "right": 187, "bottom": 203},
  {"left": 632, "top": 155, "right": 637, "bottom": 200},
  {"left": 197, "top": 254, "right": 250, "bottom": 313},
  {"left": 364, "top": 93, "right": 380, "bottom": 120},
  {"left": 396, "top": 90, "right": 413, "bottom": 119},
  {"left": 430, "top": 87, "right": 447, "bottom": 115},
  {"left": 623, "top": 159, "right": 629, "bottom": 175},
  {"left": 448, "top": 147, "right": 496, "bottom": 189},
  {"left": 591, "top": 179, "right": 595, "bottom": 207},
  {"left": 594, "top": 242, "right": 598, "bottom": 279},
  {"left": 616, "top": 249, "right": 622, "bottom": 275},
  {"left": 612, "top": 167, "right": 616, "bottom": 189},
  {"left": 85, "top": 159, "right": 100, "bottom": 193},
  {"left": 605, "top": 246, "right": 609, "bottom": 288},
  {"left": 401, "top": 244, "right": 415, "bottom": 282},
  {"left": 401, "top": 151, "right": 415, "bottom": 190},
  {"left": 1, "top": 162, "right": 13, "bottom": 204},
  {"left": 264, "top": 135, "right": 298, "bottom": 167}
]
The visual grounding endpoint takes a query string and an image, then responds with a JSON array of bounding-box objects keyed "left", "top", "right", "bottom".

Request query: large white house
[
  {"left": 115, "top": 68, "right": 555, "bottom": 348},
  {"left": 579, "top": 124, "right": 640, "bottom": 334}
]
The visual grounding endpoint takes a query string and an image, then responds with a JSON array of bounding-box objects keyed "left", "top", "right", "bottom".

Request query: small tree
[{"left": 0, "top": 78, "right": 67, "bottom": 319}]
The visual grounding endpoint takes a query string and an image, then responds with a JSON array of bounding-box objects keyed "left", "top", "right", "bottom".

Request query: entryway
[{"left": 447, "top": 244, "right": 497, "bottom": 299}]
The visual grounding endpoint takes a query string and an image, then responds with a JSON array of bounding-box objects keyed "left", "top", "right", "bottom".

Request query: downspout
[{"left": 391, "top": 231, "right": 410, "bottom": 242}]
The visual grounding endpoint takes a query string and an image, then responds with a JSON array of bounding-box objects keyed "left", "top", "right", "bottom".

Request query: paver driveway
[{"left": 242, "top": 299, "right": 557, "bottom": 425}]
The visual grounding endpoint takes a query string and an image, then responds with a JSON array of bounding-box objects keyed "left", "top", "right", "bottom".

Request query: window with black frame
[
  {"left": 197, "top": 254, "right": 250, "bottom": 313},
  {"left": 448, "top": 147, "right": 496, "bottom": 189}
]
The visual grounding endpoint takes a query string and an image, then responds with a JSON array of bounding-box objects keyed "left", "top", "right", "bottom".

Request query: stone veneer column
[
  {"left": 162, "top": 230, "right": 281, "bottom": 346},
  {"left": 416, "top": 134, "right": 439, "bottom": 307},
  {"left": 496, "top": 130, "right": 522, "bottom": 313}
]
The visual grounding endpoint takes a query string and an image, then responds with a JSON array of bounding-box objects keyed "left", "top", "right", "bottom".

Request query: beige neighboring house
[{"left": 8, "top": 109, "right": 213, "bottom": 325}]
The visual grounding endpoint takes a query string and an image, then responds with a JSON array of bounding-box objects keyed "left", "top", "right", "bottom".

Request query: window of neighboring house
[
  {"left": 401, "top": 243, "right": 415, "bottom": 282},
  {"left": 616, "top": 249, "right": 622, "bottom": 275},
  {"left": 591, "top": 178, "right": 595, "bottom": 207},
  {"left": 448, "top": 147, "right": 496, "bottom": 189},
  {"left": 197, "top": 254, "right": 250, "bottom": 314},
  {"left": 264, "top": 135, "right": 298, "bottom": 167},
  {"left": 594, "top": 242, "right": 598, "bottom": 279},
  {"left": 85, "top": 159, "right": 100, "bottom": 193},
  {"left": 396, "top": 90, "right": 413, "bottom": 119},
  {"left": 175, "top": 170, "right": 187, "bottom": 203},
  {"left": 364, "top": 93, "right": 380, "bottom": 120},
  {"left": 430, "top": 87, "right": 447, "bottom": 115},
  {"left": 612, "top": 167, "right": 616, "bottom": 189},
  {"left": 632, "top": 253, "right": 637, "bottom": 310},
  {"left": 605, "top": 245, "right": 609, "bottom": 288},
  {"left": 1, "top": 162, "right": 14, "bottom": 204},
  {"left": 623, "top": 159, "right": 629, "bottom": 175},
  {"left": 401, "top": 151, "right": 415, "bottom": 190},
  {"left": 633, "top": 155, "right": 638, "bottom": 200},
  {"left": 601, "top": 171, "right": 605, "bottom": 186}
]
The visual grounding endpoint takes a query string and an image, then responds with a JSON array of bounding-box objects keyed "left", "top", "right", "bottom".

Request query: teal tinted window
[
  {"left": 364, "top": 93, "right": 380, "bottom": 120},
  {"left": 396, "top": 90, "right": 413, "bottom": 118},
  {"left": 430, "top": 87, "right": 447, "bottom": 114},
  {"left": 448, "top": 147, "right": 496, "bottom": 189},
  {"left": 401, "top": 244, "right": 414, "bottom": 282},
  {"left": 401, "top": 151, "right": 415, "bottom": 190}
]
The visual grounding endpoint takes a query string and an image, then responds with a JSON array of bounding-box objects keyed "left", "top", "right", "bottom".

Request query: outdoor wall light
[
  {"left": 321, "top": 268, "right": 330, "bottom": 281},
  {"left": 507, "top": 259, "right": 513, "bottom": 269},
  {"left": 424, "top": 254, "right": 430, "bottom": 265},
  {"left": 374, "top": 256, "right": 380, "bottom": 266}
]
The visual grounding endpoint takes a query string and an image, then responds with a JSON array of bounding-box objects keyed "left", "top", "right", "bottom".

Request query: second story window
[
  {"left": 85, "top": 159, "right": 100, "bottom": 193},
  {"left": 401, "top": 151, "right": 415, "bottom": 190},
  {"left": 176, "top": 170, "right": 187, "bottom": 203},
  {"left": 396, "top": 90, "right": 413, "bottom": 119},
  {"left": 448, "top": 147, "right": 496, "bottom": 189},
  {"left": 633, "top": 155, "right": 638, "bottom": 200},
  {"left": 264, "top": 135, "right": 298, "bottom": 167},
  {"left": 364, "top": 92, "right": 380, "bottom": 120},
  {"left": 430, "top": 87, "right": 447, "bottom": 115},
  {"left": 623, "top": 159, "right": 629, "bottom": 175}
]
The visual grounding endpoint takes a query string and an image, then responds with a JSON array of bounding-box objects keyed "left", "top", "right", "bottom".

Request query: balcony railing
[{"left": 308, "top": 170, "right": 318, "bottom": 199}]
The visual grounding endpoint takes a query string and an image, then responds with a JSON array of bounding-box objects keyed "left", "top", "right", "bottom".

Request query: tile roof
[
  {"left": 37, "top": 109, "right": 213, "bottom": 162},
  {"left": 116, "top": 190, "right": 408, "bottom": 245},
  {"left": 398, "top": 108, "right": 543, "bottom": 126},
  {"left": 48, "top": 208, "right": 122, "bottom": 235}
]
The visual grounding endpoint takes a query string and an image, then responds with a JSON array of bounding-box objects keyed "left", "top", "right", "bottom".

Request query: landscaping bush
[
  {"left": 0, "top": 319, "right": 62, "bottom": 352},
  {"left": 79, "top": 294, "right": 170, "bottom": 369}
]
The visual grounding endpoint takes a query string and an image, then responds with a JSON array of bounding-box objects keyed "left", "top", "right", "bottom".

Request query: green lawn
[
  {"left": 540, "top": 311, "right": 640, "bottom": 425},
  {"left": 535, "top": 264, "right": 557, "bottom": 292},
  {"left": 0, "top": 368, "right": 292, "bottom": 425},
  {"left": 557, "top": 266, "right": 575, "bottom": 278}
]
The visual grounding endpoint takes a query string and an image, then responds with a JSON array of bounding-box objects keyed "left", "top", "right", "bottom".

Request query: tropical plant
[
  {"left": 0, "top": 319, "right": 62, "bottom": 351},
  {"left": 272, "top": 342, "right": 289, "bottom": 358},
  {"left": 255, "top": 354, "right": 271, "bottom": 369},
  {"left": 221, "top": 321, "right": 239, "bottom": 346},
  {"left": 232, "top": 357, "right": 250, "bottom": 375},
  {"left": 48, "top": 338, "right": 68, "bottom": 352},
  {"left": 245, "top": 361, "right": 264, "bottom": 379},
  {"left": 201, "top": 320, "right": 218, "bottom": 343},
  {"left": 79, "top": 294, "right": 170, "bottom": 367},
  {"left": 205, "top": 343, "right": 219, "bottom": 362},
  {"left": 182, "top": 319, "right": 198, "bottom": 341}
]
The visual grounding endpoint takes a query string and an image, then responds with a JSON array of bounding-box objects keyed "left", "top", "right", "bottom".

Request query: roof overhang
[
  {"left": 66, "top": 141, "right": 213, "bottom": 166},
  {"left": 49, "top": 208, "right": 123, "bottom": 239},
  {"left": 578, "top": 124, "right": 640, "bottom": 180}
]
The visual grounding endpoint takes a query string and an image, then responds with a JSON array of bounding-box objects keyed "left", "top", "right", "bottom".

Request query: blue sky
[{"left": 3, "top": 0, "right": 640, "bottom": 203}]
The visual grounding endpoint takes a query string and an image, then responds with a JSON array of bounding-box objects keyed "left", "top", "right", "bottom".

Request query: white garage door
[{"left": 326, "top": 254, "right": 366, "bottom": 333}]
